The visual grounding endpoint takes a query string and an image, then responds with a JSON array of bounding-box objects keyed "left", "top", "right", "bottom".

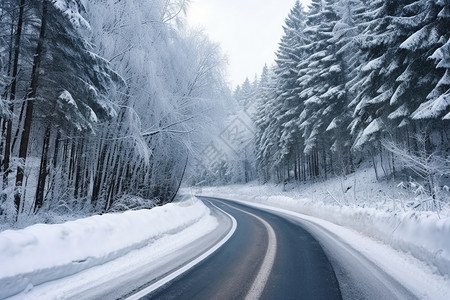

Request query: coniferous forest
[
  {"left": 255, "top": 0, "right": 450, "bottom": 183},
  {"left": 195, "top": 0, "right": 450, "bottom": 210}
]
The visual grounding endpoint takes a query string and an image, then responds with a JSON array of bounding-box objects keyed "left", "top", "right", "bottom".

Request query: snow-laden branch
[
  {"left": 142, "top": 115, "right": 195, "bottom": 137},
  {"left": 382, "top": 134, "right": 450, "bottom": 210},
  {"left": 162, "top": 0, "right": 189, "bottom": 23}
]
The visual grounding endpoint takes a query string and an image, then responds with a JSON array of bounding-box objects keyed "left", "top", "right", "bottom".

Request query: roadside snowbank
[
  {"left": 0, "top": 197, "right": 216, "bottom": 299},
  {"left": 197, "top": 174, "right": 450, "bottom": 279}
]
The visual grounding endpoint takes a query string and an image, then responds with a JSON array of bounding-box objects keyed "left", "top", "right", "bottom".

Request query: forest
[
  {"left": 0, "top": 0, "right": 229, "bottom": 226},
  {"left": 1, "top": 0, "right": 450, "bottom": 227},
  {"left": 196, "top": 0, "right": 450, "bottom": 210}
]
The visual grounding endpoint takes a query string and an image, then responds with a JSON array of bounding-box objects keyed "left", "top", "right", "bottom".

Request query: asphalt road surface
[{"left": 141, "top": 197, "right": 342, "bottom": 300}]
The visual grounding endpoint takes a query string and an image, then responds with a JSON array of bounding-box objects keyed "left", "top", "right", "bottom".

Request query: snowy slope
[{"left": 0, "top": 197, "right": 217, "bottom": 299}]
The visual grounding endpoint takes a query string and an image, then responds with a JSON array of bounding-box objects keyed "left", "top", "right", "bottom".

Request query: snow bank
[
  {"left": 0, "top": 197, "right": 213, "bottom": 299},
  {"left": 260, "top": 195, "right": 450, "bottom": 278},
  {"left": 197, "top": 175, "right": 450, "bottom": 279}
]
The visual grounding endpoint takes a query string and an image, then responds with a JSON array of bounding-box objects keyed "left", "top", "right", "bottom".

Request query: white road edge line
[
  {"left": 125, "top": 201, "right": 237, "bottom": 300},
  {"left": 225, "top": 203, "right": 278, "bottom": 300}
]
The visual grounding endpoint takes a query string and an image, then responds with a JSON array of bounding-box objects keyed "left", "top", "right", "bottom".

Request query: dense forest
[
  {"left": 198, "top": 0, "right": 450, "bottom": 209},
  {"left": 0, "top": 0, "right": 229, "bottom": 225},
  {"left": 2, "top": 0, "right": 450, "bottom": 225}
]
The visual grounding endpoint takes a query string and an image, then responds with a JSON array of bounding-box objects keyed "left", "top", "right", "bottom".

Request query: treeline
[
  {"left": 0, "top": 0, "right": 227, "bottom": 223},
  {"left": 235, "top": 0, "right": 449, "bottom": 200},
  {"left": 238, "top": 0, "right": 450, "bottom": 182}
]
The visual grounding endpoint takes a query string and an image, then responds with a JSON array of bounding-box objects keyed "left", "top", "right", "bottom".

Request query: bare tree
[{"left": 383, "top": 130, "right": 450, "bottom": 211}]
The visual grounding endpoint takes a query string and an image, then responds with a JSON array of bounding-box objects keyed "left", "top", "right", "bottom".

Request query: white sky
[{"left": 186, "top": 0, "right": 311, "bottom": 89}]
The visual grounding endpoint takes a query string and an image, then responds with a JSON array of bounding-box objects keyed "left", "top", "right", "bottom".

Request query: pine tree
[
  {"left": 272, "top": 1, "right": 307, "bottom": 180},
  {"left": 235, "top": 77, "right": 254, "bottom": 108},
  {"left": 349, "top": 0, "right": 415, "bottom": 150},
  {"left": 322, "top": 0, "right": 367, "bottom": 174},
  {"left": 254, "top": 65, "right": 277, "bottom": 182},
  {"left": 409, "top": 0, "right": 450, "bottom": 121},
  {"left": 12, "top": 0, "right": 122, "bottom": 213}
]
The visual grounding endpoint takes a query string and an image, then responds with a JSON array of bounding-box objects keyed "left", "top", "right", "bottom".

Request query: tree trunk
[
  {"left": 168, "top": 155, "right": 189, "bottom": 204},
  {"left": 61, "top": 137, "right": 69, "bottom": 177},
  {"left": 314, "top": 151, "right": 320, "bottom": 178},
  {"left": 52, "top": 130, "right": 61, "bottom": 169},
  {"left": 15, "top": 0, "right": 48, "bottom": 216},
  {"left": 329, "top": 150, "right": 334, "bottom": 176},
  {"left": 379, "top": 148, "right": 388, "bottom": 180},
  {"left": 371, "top": 151, "right": 379, "bottom": 181},
  {"left": 1, "top": 5, "right": 15, "bottom": 99},
  {"left": 91, "top": 140, "right": 107, "bottom": 207},
  {"left": 11, "top": 101, "right": 26, "bottom": 151},
  {"left": 69, "top": 139, "right": 76, "bottom": 184},
  {"left": 3, "top": 0, "right": 25, "bottom": 187},
  {"left": 73, "top": 139, "right": 84, "bottom": 199},
  {"left": 49, "top": 130, "right": 61, "bottom": 201},
  {"left": 301, "top": 152, "right": 306, "bottom": 181},
  {"left": 349, "top": 149, "right": 355, "bottom": 173},
  {"left": 104, "top": 142, "right": 121, "bottom": 211},
  {"left": 391, "top": 151, "right": 396, "bottom": 180},
  {"left": 34, "top": 125, "right": 50, "bottom": 212}
]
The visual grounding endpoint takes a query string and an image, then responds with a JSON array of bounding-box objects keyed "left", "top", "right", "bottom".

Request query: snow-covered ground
[
  {"left": 197, "top": 167, "right": 450, "bottom": 281},
  {"left": 0, "top": 196, "right": 218, "bottom": 299}
]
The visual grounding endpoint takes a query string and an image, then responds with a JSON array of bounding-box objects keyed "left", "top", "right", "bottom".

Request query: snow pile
[
  {"left": 0, "top": 197, "right": 215, "bottom": 299},
  {"left": 197, "top": 168, "right": 450, "bottom": 278},
  {"left": 261, "top": 197, "right": 450, "bottom": 278}
]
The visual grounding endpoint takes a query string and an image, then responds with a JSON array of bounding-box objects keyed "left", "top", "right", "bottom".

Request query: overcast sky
[{"left": 186, "top": 0, "right": 311, "bottom": 89}]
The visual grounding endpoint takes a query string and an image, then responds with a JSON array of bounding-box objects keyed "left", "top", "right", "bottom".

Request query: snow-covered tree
[
  {"left": 0, "top": 0, "right": 229, "bottom": 224},
  {"left": 409, "top": 0, "right": 450, "bottom": 121},
  {"left": 298, "top": 0, "right": 341, "bottom": 180},
  {"left": 255, "top": 65, "right": 277, "bottom": 182},
  {"left": 234, "top": 77, "right": 255, "bottom": 108},
  {"left": 252, "top": 0, "right": 450, "bottom": 186},
  {"left": 254, "top": 1, "right": 308, "bottom": 183},
  {"left": 274, "top": 1, "right": 308, "bottom": 177}
]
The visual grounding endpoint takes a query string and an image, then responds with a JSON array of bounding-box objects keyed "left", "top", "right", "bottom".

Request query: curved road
[
  {"left": 6, "top": 196, "right": 425, "bottom": 299},
  {"left": 137, "top": 197, "right": 342, "bottom": 300}
]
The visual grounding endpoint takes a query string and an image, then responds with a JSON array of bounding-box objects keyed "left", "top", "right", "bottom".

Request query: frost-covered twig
[{"left": 327, "top": 190, "right": 343, "bottom": 207}]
